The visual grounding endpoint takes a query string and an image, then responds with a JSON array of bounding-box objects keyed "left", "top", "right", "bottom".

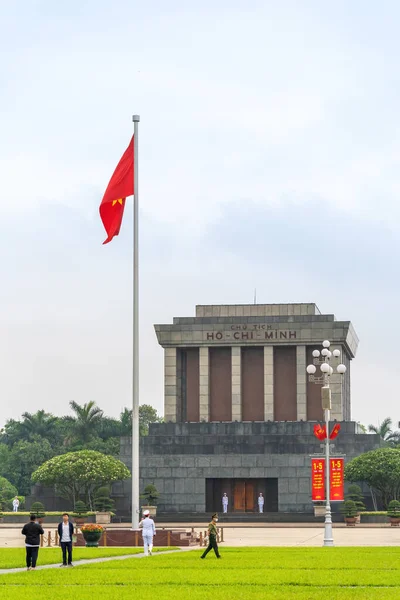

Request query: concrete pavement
[{"left": 2, "top": 523, "right": 399, "bottom": 547}]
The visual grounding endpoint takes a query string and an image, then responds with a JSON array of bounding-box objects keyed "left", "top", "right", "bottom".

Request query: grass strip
[
  {"left": 0, "top": 547, "right": 174, "bottom": 569},
  {"left": 1, "top": 547, "right": 400, "bottom": 600}
]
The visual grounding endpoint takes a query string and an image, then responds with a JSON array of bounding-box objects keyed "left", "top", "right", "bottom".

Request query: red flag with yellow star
[
  {"left": 99, "top": 136, "right": 134, "bottom": 244},
  {"left": 313, "top": 423, "right": 327, "bottom": 441}
]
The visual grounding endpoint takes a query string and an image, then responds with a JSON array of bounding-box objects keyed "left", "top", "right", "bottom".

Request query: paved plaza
[{"left": 2, "top": 523, "right": 399, "bottom": 548}]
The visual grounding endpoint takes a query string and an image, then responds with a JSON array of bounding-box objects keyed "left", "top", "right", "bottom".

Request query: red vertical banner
[
  {"left": 311, "top": 458, "right": 325, "bottom": 501},
  {"left": 330, "top": 458, "right": 344, "bottom": 501}
]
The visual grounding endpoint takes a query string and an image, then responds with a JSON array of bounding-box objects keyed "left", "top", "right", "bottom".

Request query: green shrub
[
  {"left": 361, "top": 511, "right": 387, "bottom": 516},
  {"left": 93, "top": 486, "right": 114, "bottom": 512},
  {"left": 140, "top": 483, "right": 159, "bottom": 506},
  {"left": 387, "top": 500, "right": 400, "bottom": 518},
  {"left": 94, "top": 495, "right": 114, "bottom": 512},
  {"left": 0, "top": 477, "right": 18, "bottom": 510},
  {"left": 95, "top": 486, "right": 110, "bottom": 497},
  {"left": 0, "top": 511, "right": 97, "bottom": 517},
  {"left": 74, "top": 500, "right": 88, "bottom": 515},
  {"left": 340, "top": 500, "right": 358, "bottom": 518},
  {"left": 4, "top": 495, "right": 25, "bottom": 511},
  {"left": 30, "top": 501, "right": 45, "bottom": 518},
  {"left": 345, "top": 484, "right": 366, "bottom": 513}
]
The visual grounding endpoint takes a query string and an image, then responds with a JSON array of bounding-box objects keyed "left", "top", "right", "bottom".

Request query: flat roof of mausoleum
[{"left": 155, "top": 303, "right": 359, "bottom": 358}]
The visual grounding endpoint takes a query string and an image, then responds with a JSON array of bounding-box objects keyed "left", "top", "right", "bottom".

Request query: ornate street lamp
[{"left": 306, "top": 340, "right": 347, "bottom": 547}]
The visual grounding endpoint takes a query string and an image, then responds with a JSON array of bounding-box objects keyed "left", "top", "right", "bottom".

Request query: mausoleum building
[{"left": 117, "top": 303, "right": 380, "bottom": 517}]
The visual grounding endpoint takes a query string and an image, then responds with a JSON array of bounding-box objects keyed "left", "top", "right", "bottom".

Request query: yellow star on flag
[{"left": 112, "top": 199, "right": 123, "bottom": 206}]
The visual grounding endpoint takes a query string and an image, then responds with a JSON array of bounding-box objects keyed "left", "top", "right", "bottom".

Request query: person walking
[
  {"left": 13, "top": 496, "right": 20, "bottom": 512},
  {"left": 200, "top": 513, "right": 221, "bottom": 559},
  {"left": 222, "top": 493, "right": 228, "bottom": 514},
  {"left": 139, "top": 509, "right": 156, "bottom": 556},
  {"left": 58, "top": 513, "right": 74, "bottom": 567},
  {"left": 21, "top": 514, "right": 44, "bottom": 571},
  {"left": 258, "top": 493, "right": 265, "bottom": 513}
]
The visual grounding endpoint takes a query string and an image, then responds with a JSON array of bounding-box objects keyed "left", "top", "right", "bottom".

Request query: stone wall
[{"left": 117, "top": 422, "right": 381, "bottom": 515}]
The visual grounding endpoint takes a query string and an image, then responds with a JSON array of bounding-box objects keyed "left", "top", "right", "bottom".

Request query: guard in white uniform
[
  {"left": 222, "top": 493, "right": 228, "bottom": 513},
  {"left": 12, "top": 497, "right": 20, "bottom": 512},
  {"left": 258, "top": 493, "right": 264, "bottom": 513},
  {"left": 139, "top": 509, "right": 156, "bottom": 556}
]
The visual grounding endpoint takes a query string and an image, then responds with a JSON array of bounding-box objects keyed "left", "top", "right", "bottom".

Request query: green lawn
[
  {"left": 0, "top": 547, "right": 172, "bottom": 569},
  {"left": 1, "top": 547, "right": 400, "bottom": 599}
]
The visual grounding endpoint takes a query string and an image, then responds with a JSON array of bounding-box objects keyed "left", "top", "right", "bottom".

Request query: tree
[
  {"left": 119, "top": 408, "right": 132, "bottom": 436},
  {"left": 120, "top": 405, "right": 163, "bottom": 437},
  {"left": 368, "top": 417, "right": 400, "bottom": 445},
  {"left": 8, "top": 437, "right": 54, "bottom": 495},
  {"left": 84, "top": 437, "right": 120, "bottom": 456},
  {"left": 0, "top": 477, "right": 18, "bottom": 507},
  {"left": 31, "top": 450, "right": 131, "bottom": 509},
  {"left": 20, "top": 410, "right": 58, "bottom": 442},
  {"left": 345, "top": 447, "right": 400, "bottom": 508},
  {"left": 0, "top": 444, "right": 10, "bottom": 478},
  {"left": 97, "top": 417, "right": 122, "bottom": 441},
  {"left": 139, "top": 405, "right": 163, "bottom": 436},
  {"left": 0, "top": 419, "right": 25, "bottom": 446},
  {"left": 69, "top": 401, "right": 104, "bottom": 444}
]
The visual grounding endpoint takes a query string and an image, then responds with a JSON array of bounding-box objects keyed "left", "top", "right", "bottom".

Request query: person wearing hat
[
  {"left": 139, "top": 509, "right": 156, "bottom": 556},
  {"left": 222, "top": 493, "right": 228, "bottom": 513},
  {"left": 200, "top": 513, "right": 221, "bottom": 559}
]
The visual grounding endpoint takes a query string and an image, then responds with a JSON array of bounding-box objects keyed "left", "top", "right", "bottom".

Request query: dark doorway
[{"left": 206, "top": 478, "right": 278, "bottom": 513}]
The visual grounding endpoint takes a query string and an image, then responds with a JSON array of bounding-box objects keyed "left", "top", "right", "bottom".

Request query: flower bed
[{"left": 81, "top": 524, "right": 105, "bottom": 533}]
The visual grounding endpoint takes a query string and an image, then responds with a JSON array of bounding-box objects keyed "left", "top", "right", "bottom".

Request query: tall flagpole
[{"left": 131, "top": 114, "right": 140, "bottom": 529}]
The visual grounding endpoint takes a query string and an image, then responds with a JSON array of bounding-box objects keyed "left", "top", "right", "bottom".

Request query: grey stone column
[
  {"left": 330, "top": 344, "right": 343, "bottom": 420},
  {"left": 164, "top": 348, "right": 178, "bottom": 422},
  {"left": 199, "top": 347, "right": 210, "bottom": 421},
  {"left": 232, "top": 347, "right": 241, "bottom": 421},
  {"left": 264, "top": 347, "right": 274, "bottom": 420},
  {"left": 296, "top": 345, "right": 307, "bottom": 420}
]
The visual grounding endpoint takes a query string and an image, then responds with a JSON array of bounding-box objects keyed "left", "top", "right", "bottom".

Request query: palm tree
[
  {"left": 368, "top": 417, "right": 400, "bottom": 445},
  {"left": 20, "top": 410, "right": 58, "bottom": 440},
  {"left": 69, "top": 401, "right": 104, "bottom": 444}
]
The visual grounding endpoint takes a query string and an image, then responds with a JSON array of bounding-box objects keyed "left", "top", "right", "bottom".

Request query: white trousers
[
  {"left": 13, "top": 506, "right": 18, "bottom": 512},
  {"left": 258, "top": 505, "right": 264, "bottom": 513},
  {"left": 222, "top": 504, "right": 228, "bottom": 513},
  {"left": 143, "top": 534, "right": 153, "bottom": 556}
]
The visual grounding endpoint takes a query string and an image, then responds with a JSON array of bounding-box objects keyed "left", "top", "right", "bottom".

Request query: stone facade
[
  {"left": 154, "top": 303, "right": 357, "bottom": 423},
  {"left": 116, "top": 421, "right": 381, "bottom": 515},
  {"left": 114, "top": 302, "right": 373, "bottom": 518}
]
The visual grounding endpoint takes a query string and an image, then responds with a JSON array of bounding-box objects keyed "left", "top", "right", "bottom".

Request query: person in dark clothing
[
  {"left": 21, "top": 515, "right": 44, "bottom": 570},
  {"left": 200, "top": 513, "right": 221, "bottom": 559},
  {"left": 57, "top": 513, "right": 74, "bottom": 567}
]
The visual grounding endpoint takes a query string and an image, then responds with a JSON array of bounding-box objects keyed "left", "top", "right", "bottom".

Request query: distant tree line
[{"left": 0, "top": 402, "right": 162, "bottom": 495}]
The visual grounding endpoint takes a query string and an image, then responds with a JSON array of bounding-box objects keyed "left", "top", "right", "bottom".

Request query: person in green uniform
[{"left": 200, "top": 513, "right": 221, "bottom": 559}]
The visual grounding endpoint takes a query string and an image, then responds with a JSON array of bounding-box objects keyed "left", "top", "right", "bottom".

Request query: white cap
[{"left": 143, "top": 510, "right": 150, "bottom": 516}]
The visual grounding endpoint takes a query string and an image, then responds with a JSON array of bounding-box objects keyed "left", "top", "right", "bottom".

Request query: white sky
[{"left": 1, "top": 1, "right": 400, "bottom": 429}]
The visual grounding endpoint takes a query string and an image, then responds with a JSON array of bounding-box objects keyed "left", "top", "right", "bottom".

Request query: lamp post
[{"left": 306, "top": 340, "right": 347, "bottom": 547}]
